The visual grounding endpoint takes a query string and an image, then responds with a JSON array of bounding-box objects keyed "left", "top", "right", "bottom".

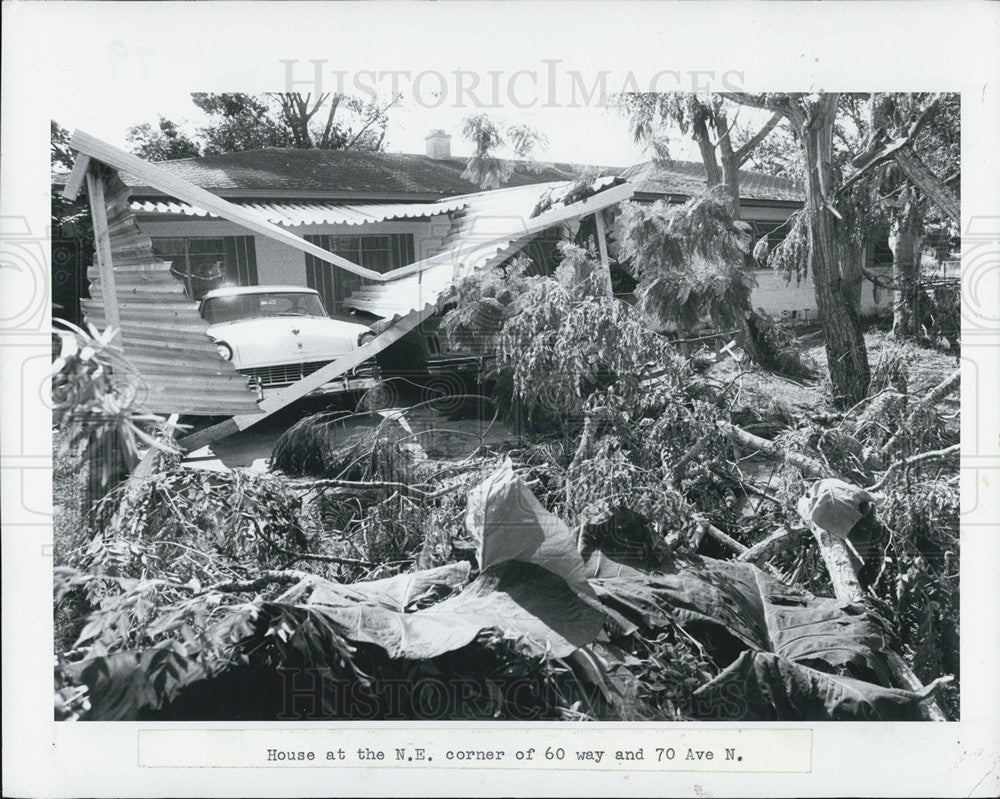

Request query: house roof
[
  {"left": 54, "top": 146, "right": 803, "bottom": 205},
  {"left": 110, "top": 148, "right": 622, "bottom": 201},
  {"left": 622, "top": 160, "right": 805, "bottom": 203}
]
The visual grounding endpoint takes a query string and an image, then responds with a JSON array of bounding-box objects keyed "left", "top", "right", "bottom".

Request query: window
[
  {"left": 200, "top": 291, "right": 326, "bottom": 324},
  {"left": 152, "top": 236, "right": 258, "bottom": 300},
  {"left": 304, "top": 233, "right": 415, "bottom": 315},
  {"left": 747, "top": 220, "right": 794, "bottom": 269}
]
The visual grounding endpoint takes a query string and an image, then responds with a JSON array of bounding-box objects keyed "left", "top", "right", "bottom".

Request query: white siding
[{"left": 751, "top": 269, "right": 894, "bottom": 320}]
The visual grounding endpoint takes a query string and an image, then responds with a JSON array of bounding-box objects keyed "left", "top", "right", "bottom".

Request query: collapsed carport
[{"left": 61, "top": 130, "right": 634, "bottom": 452}]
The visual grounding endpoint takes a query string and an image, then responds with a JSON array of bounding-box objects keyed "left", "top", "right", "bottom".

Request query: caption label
[{"left": 138, "top": 728, "right": 811, "bottom": 772}]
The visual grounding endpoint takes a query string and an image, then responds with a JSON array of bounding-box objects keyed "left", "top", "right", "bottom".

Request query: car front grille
[{"left": 240, "top": 358, "right": 380, "bottom": 388}]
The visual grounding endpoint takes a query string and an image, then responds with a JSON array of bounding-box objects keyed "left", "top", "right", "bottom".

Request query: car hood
[{"left": 207, "top": 315, "right": 371, "bottom": 368}]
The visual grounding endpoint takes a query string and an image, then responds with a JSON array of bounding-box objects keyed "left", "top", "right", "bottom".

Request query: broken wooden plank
[
  {"left": 61, "top": 154, "right": 91, "bottom": 202},
  {"left": 594, "top": 209, "right": 613, "bottom": 298},
  {"left": 85, "top": 170, "right": 122, "bottom": 348}
]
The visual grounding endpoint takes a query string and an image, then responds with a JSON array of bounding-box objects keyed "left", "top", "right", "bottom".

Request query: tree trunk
[
  {"left": 692, "top": 116, "right": 723, "bottom": 187},
  {"left": 795, "top": 95, "right": 871, "bottom": 407},
  {"left": 891, "top": 210, "right": 924, "bottom": 339},
  {"left": 715, "top": 109, "right": 743, "bottom": 218}
]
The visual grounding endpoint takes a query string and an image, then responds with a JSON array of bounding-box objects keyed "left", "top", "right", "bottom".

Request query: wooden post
[
  {"left": 593, "top": 210, "right": 613, "bottom": 299},
  {"left": 85, "top": 169, "right": 122, "bottom": 348}
]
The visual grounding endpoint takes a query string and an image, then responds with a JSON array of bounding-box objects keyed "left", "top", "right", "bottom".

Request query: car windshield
[{"left": 200, "top": 292, "right": 328, "bottom": 324}]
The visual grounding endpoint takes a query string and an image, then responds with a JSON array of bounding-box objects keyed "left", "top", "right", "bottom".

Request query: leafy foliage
[
  {"left": 122, "top": 92, "right": 397, "bottom": 161},
  {"left": 758, "top": 208, "right": 809, "bottom": 283},
  {"left": 126, "top": 116, "right": 202, "bottom": 161},
  {"left": 460, "top": 113, "right": 552, "bottom": 189},
  {"left": 52, "top": 320, "right": 175, "bottom": 504},
  {"left": 496, "top": 242, "right": 684, "bottom": 421},
  {"left": 616, "top": 195, "right": 755, "bottom": 333}
]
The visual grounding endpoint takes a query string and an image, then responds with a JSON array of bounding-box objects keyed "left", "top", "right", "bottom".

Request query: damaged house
[{"left": 55, "top": 129, "right": 894, "bottom": 449}]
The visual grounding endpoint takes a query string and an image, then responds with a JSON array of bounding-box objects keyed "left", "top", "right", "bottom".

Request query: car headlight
[
  {"left": 216, "top": 341, "right": 233, "bottom": 361},
  {"left": 357, "top": 330, "right": 376, "bottom": 347}
]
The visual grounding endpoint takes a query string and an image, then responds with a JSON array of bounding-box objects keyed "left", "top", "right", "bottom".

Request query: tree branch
[
  {"left": 907, "top": 93, "right": 942, "bottom": 141},
  {"left": 734, "top": 112, "right": 783, "bottom": 165},
  {"left": 879, "top": 370, "right": 960, "bottom": 457},
  {"left": 867, "top": 443, "right": 960, "bottom": 493},
  {"left": 718, "top": 421, "right": 832, "bottom": 478}
]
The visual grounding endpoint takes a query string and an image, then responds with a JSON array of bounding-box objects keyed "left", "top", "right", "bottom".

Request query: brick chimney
[{"left": 424, "top": 129, "right": 451, "bottom": 159}]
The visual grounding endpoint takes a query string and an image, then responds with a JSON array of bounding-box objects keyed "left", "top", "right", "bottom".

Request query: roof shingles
[
  {"left": 119, "top": 149, "right": 618, "bottom": 199},
  {"left": 621, "top": 160, "right": 804, "bottom": 203},
  {"left": 56, "top": 147, "right": 804, "bottom": 204}
]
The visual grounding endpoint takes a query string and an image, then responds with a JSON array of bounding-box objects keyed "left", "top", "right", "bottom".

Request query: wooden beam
[
  {"left": 594, "top": 210, "right": 613, "bottom": 298},
  {"left": 85, "top": 169, "right": 122, "bottom": 346},
  {"left": 66, "top": 130, "right": 383, "bottom": 281},
  {"left": 61, "top": 154, "right": 91, "bottom": 201},
  {"left": 177, "top": 305, "right": 435, "bottom": 451}
]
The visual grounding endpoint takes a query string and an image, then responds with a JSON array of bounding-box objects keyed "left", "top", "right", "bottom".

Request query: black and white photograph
[
  {"left": 4, "top": 2, "right": 1000, "bottom": 796},
  {"left": 50, "top": 88, "right": 963, "bottom": 725}
]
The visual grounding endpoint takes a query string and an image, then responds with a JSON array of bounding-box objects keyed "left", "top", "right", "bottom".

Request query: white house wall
[
  {"left": 134, "top": 215, "right": 452, "bottom": 287},
  {"left": 751, "top": 269, "right": 893, "bottom": 320},
  {"left": 135, "top": 208, "right": 892, "bottom": 321},
  {"left": 742, "top": 207, "right": 893, "bottom": 320}
]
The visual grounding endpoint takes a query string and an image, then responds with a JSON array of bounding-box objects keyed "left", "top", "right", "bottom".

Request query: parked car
[{"left": 199, "top": 286, "right": 380, "bottom": 400}]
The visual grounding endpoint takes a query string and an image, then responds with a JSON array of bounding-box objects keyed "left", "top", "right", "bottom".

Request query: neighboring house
[
  {"left": 621, "top": 160, "right": 894, "bottom": 322},
  {"left": 52, "top": 129, "right": 892, "bottom": 328}
]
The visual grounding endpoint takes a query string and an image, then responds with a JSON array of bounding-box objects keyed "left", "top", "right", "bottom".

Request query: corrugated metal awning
[
  {"left": 129, "top": 198, "right": 468, "bottom": 226},
  {"left": 344, "top": 176, "right": 632, "bottom": 320}
]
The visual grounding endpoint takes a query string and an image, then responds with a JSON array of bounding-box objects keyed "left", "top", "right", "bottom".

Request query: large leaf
[
  {"left": 307, "top": 561, "right": 471, "bottom": 611},
  {"left": 693, "top": 650, "right": 945, "bottom": 721},
  {"left": 300, "top": 560, "right": 604, "bottom": 660},
  {"left": 465, "top": 459, "right": 595, "bottom": 600},
  {"left": 590, "top": 553, "right": 890, "bottom": 678}
]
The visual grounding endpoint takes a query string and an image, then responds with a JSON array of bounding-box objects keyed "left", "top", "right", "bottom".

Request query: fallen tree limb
[
  {"left": 718, "top": 421, "right": 832, "bottom": 478},
  {"left": 804, "top": 514, "right": 951, "bottom": 721},
  {"left": 809, "top": 523, "right": 866, "bottom": 604},
  {"left": 879, "top": 371, "right": 960, "bottom": 458},
  {"left": 190, "top": 570, "right": 312, "bottom": 594},
  {"left": 866, "top": 443, "right": 960, "bottom": 493},
  {"left": 737, "top": 527, "right": 808, "bottom": 564},
  {"left": 701, "top": 521, "right": 749, "bottom": 555}
]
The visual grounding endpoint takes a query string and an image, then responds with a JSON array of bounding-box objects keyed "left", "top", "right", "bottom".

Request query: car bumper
[{"left": 240, "top": 358, "right": 382, "bottom": 399}]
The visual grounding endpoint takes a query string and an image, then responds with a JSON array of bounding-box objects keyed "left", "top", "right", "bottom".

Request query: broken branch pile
[{"left": 53, "top": 316, "right": 959, "bottom": 722}]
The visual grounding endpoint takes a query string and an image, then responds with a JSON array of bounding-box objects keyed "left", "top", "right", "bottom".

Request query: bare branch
[{"left": 734, "top": 112, "right": 783, "bottom": 166}]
